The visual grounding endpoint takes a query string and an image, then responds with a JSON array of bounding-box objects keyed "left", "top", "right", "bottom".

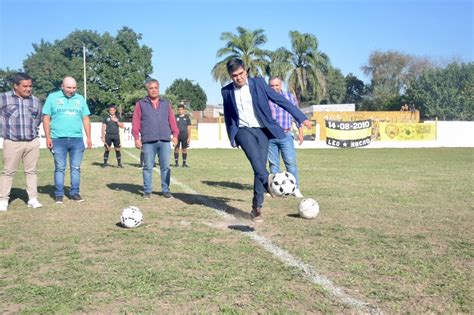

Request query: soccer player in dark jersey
[
  {"left": 174, "top": 102, "right": 192, "bottom": 167},
  {"left": 101, "top": 104, "right": 125, "bottom": 168}
]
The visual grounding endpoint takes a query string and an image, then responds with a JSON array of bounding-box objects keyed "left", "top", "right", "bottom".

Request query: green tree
[
  {"left": 0, "top": 68, "right": 21, "bottom": 93},
  {"left": 323, "top": 67, "right": 346, "bottom": 104},
  {"left": 212, "top": 26, "right": 270, "bottom": 85},
  {"left": 279, "top": 31, "right": 331, "bottom": 104},
  {"left": 265, "top": 47, "right": 293, "bottom": 81},
  {"left": 121, "top": 89, "right": 145, "bottom": 121},
  {"left": 406, "top": 62, "right": 474, "bottom": 120},
  {"left": 165, "top": 79, "right": 207, "bottom": 111},
  {"left": 362, "top": 50, "right": 434, "bottom": 110},
  {"left": 23, "top": 27, "right": 152, "bottom": 115},
  {"left": 344, "top": 73, "right": 366, "bottom": 107}
]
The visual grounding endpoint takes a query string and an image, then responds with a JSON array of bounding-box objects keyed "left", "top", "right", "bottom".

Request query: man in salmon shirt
[{"left": 132, "top": 79, "right": 178, "bottom": 199}]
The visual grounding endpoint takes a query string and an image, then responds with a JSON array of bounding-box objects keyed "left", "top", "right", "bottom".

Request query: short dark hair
[
  {"left": 145, "top": 78, "right": 159, "bottom": 87},
  {"left": 12, "top": 72, "right": 32, "bottom": 85},
  {"left": 178, "top": 104, "right": 185, "bottom": 109},
  {"left": 226, "top": 58, "right": 245, "bottom": 74},
  {"left": 268, "top": 76, "right": 282, "bottom": 83}
]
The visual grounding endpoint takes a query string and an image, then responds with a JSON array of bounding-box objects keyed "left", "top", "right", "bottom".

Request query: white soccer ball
[
  {"left": 298, "top": 198, "right": 319, "bottom": 219},
  {"left": 120, "top": 206, "right": 143, "bottom": 228},
  {"left": 270, "top": 171, "right": 297, "bottom": 197}
]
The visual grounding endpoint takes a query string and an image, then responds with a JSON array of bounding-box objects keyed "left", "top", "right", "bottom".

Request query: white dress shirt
[{"left": 233, "top": 82, "right": 261, "bottom": 128}]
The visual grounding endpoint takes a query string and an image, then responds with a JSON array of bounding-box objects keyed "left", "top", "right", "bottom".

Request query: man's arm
[
  {"left": 83, "top": 116, "right": 92, "bottom": 149},
  {"left": 101, "top": 123, "right": 106, "bottom": 143},
  {"left": 36, "top": 99, "right": 43, "bottom": 129},
  {"left": 168, "top": 105, "right": 179, "bottom": 146},
  {"left": 222, "top": 88, "right": 238, "bottom": 147},
  {"left": 261, "top": 79, "right": 311, "bottom": 129},
  {"left": 297, "top": 126, "right": 304, "bottom": 145},
  {"left": 186, "top": 115, "right": 192, "bottom": 143},
  {"left": 132, "top": 102, "right": 142, "bottom": 148},
  {"left": 43, "top": 115, "right": 53, "bottom": 149}
]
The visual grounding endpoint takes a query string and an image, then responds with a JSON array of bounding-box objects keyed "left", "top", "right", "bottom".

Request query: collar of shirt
[
  {"left": 233, "top": 81, "right": 261, "bottom": 128},
  {"left": 148, "top": 97, "right": 159, "bottom": 108},
  {"left": 233, "top": 80, "right": 248, "bottom": 90},
  {"left": 11, "top": 89, "right": 32, "bottom": 100}
]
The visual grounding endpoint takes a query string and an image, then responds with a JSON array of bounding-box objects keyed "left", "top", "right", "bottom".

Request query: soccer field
[{"left": 1, "top": 148, "right": 472, "bottom": 313}]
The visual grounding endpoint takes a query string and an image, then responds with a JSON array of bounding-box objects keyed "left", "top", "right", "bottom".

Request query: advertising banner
[
  {"left": 379, "top": 122, "right": 436, "bottom": 141},
  {"left": 325, "top": 119, "right": 372, "bottom": 148},
  {"left": 311, "top": 111, "right": 419, "bottom": 140}
]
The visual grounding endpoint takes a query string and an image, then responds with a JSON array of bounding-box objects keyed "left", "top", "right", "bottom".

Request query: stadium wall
[{"left": 0, "top": 121, "right": 473, "bottom": 149}]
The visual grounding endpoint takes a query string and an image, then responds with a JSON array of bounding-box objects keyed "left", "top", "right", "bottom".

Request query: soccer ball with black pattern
[
  {"left": 120, "top": 206, "right": 143, "bottom": 228},
  {"left": 270, "top": 171, "right": 297, "bottom": 197},
  {"left": 298, "top": 198, "right": 320, "bottom": 219}
]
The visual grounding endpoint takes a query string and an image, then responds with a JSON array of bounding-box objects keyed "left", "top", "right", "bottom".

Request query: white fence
[{"left": 1, "top": 121, "right": 473, "bottom": 149}]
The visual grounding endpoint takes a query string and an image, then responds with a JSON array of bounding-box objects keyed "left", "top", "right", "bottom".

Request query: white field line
[{"left": 123, "top": 149, "right": 382, "bottom": 314}]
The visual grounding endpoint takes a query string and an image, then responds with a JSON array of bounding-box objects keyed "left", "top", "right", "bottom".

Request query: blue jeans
[
  {"left": 235, "top": 127, "right": 270, "bottom": 209},
  {"left": 268, "top": 132, "right": 300, "bottom": 187},
  {"left": 52, "top": 137, "right": 85, "bottom": 197},
  {"left": 142, "top": 140, "right": 171, "bottom": 194}
]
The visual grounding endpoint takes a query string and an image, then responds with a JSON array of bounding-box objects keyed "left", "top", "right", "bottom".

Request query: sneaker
[
  {"left": 0, "top": 199, "right": 8, "bottom": 211},
  {"left": 55, "top": 196, "right": 64, "bottom": 204},
  {"left": 174, "top": 163, "right": 179, "bottom": 167},
  {"left": 182, "top": 163, "right": 189, "bottom": 168},
  {"left": 294, "top": 189, "right": 304, "bottom": 198},
  {"left": 70, "top": 194, "right": 85, "bottom": 202},
  {"left": 143, "top": 193, "right": 151, "bottom": 199},
  {"left": 163, "top": 192, "right": 173, "bottom": 199},
  {"left": 250, "top": 207, "right": 263, "bottom": 222},
  {"left": 101, "top": 163, "right": 107, "bottom": 168},
  {"left": 117, "top": 164, "right": 124, "bottom": 168},
  {"left": 266, "top": 173, "right": 277, "bottom": 198},
  {"left": 27, "top": 198, "right": 43, "bottom": 208}
]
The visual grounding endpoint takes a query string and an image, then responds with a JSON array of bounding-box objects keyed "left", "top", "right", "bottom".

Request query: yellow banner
[
  {"left": 311, "top": 111, "right": 420, "bottom": 140},
  {"left": 325, "top": 119, "right": 372, "bottom": 147},
  {"left": 190, "top": 125, "right": 198, "bottom": 140},
  {"left": 379, "top": 122, "right": 436, "bottom": 141},
  {"left": 326, "top": 127, "right": 372, "bottom": 140}
]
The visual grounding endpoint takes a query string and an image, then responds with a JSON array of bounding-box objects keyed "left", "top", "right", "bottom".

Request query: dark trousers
[{"left": 235, "top": 127, "right": 270, "bottom": 209}]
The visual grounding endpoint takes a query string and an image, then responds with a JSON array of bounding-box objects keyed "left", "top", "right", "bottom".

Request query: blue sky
[{"left": 1, "top": 0, "right": 472, "bottom": 105}]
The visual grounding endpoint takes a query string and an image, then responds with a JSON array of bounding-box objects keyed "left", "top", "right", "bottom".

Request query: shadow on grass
[
  {"left": 107, "top": 183, "right": 143, "bottom": 196},
  {"left": 37, "top": 184, "right": 58, "bottom": 200},
  {"left": 171, "top": 192, "right": 250, "bottom": 219},
  {"left": 228, "top": 224, "right": 255, "bottom": 232},
  {"left": 201, "top": 180, "right": 253, "bottom": 191},
  {"left": 125, "top": 162, "right": 143, "bottom": 168},
  {"left": 9, "top": 187, "right": 28, "bottom": 203},
  {"left": 91, "top": 161, "right": 126, "bottom": 168},
  {"left": 105, "top": 183, "right": 250, "bottom": 219}
]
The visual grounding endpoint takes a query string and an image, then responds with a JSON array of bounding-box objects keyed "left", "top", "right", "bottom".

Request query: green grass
[{"left": 0, "top": 147, "right": 473, "bottom": 313}]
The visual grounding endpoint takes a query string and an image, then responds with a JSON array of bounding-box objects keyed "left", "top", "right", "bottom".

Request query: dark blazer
[{"left": 221, "top": 77, "right": 307, "bottom": 147}]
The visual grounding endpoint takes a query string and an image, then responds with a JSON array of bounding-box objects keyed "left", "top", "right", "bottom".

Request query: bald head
[{"left": 62, "top": 76, "right": 78, "bottom": 98}]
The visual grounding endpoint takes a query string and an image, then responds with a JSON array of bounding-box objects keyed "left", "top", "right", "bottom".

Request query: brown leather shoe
[{"left": 250, "top": 207, "right": 263, "bottom": 222}]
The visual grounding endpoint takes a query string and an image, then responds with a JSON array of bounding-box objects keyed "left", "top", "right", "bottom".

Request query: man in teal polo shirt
[{"left": 43, "top": 77, "right": 92, "bottom": 204}]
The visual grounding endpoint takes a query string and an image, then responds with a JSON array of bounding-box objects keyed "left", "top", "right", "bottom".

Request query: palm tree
[
  {"left": 267, "top": 31, "right": 331, "bottom": 104},
  {"left": 266, "top": 47, "right": 293, "bottom": 82},
  {"left": 212, "top": 27, "right": 270, "bottom": 85}
]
